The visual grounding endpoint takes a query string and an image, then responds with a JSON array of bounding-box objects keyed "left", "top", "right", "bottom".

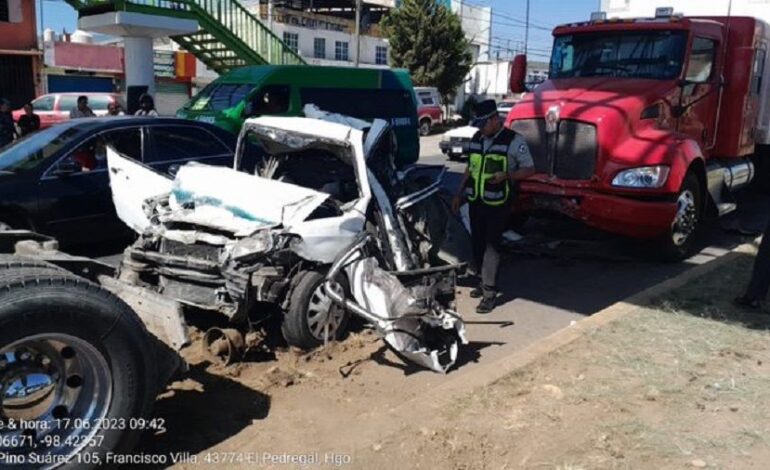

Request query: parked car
[
  {"left": 11, "top": 93, "right": 124, "bottom": 129},
  {"left": 497, "top": 97, "right": 522, "bottom": 120},
  {"left": 0, "top": 117, "right": 237, "bottom": 244},
  {"left": 439, "top": 125, "right": 479, "bottom": 161},
  {"left": 414, "top": 86, "right": 444, "bottom": 136}
]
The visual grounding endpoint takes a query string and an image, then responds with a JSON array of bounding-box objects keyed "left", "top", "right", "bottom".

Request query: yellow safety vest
[{"left": 464, "top": 130, "right": 514, "bottom": 206}]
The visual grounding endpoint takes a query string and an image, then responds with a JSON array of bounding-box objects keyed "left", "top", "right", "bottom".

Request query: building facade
[
  {"left": 601, "top": 0, "right": 770, "bottom": 17},
  {"left": 244, "top": 0, "right": 392, "bottom": 68},
  {"left": 0, "top": 0, "right": 43, "bottom": 108}
]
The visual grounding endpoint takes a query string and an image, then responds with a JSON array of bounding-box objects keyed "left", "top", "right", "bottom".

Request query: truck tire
[
  {"left": 282, "top": 270, "right": 350, "bottom": 350},
  {"left": 0, "top": 254, "right": 63, "bottom": 271},
  {"left": 419, "top": 119, "right": 432, "bottom": 136},
  {"left": 654, "top": 173, "right": 703, "bottom": 261},
  {"left": 0, "top": 268, "right": 157, "bottom": 469}
]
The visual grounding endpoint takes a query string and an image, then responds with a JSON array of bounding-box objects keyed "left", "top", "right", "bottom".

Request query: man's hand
[
  {"left": 451, "top": 195, "right": 464, "bottom": 214},
  {"left": 489, "top": 171, "right": 507, "bottom": 184}
]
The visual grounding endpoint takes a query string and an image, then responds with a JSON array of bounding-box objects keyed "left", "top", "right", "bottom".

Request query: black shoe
[
  {"left": 734, "top": 295, "right": 762, "bottom": 310},
  {"left": 469, "top": 286, "right": 483, "bottom": 298},
  {"left": 476, "top": 296, "right": 496, "bottom": 314}
]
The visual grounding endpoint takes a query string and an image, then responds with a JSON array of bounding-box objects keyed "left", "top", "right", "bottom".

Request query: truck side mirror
[{"left": 510, "top": 54, "right": 528, "bottom": 94}]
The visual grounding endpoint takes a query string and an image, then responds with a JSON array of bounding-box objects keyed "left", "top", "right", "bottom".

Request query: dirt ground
[
  {"left": 127, "top": 250, "right": 770, "bottom": 470},
  {"left": 353, "top": 253, "right": 770, "bottom": 470}
]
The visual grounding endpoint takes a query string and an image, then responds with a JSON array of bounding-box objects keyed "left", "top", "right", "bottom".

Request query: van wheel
[
  {"left": 0, "top": 268, "right": 156, "bottom": 469},
  {"left": 419, "top": 119, "right": 432, "bottom": 136},
  {"left": 654, "top": 173, "right": 703, "bottom": 261},
  {"left": 282, "top": 270, "right": 350, "bottom": 350}
]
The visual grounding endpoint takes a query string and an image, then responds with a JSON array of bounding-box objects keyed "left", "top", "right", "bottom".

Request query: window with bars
[
  {"left": 314, "top": 38, "right": 326, "bottom": 59},
  {"left": 335, "top": 41, "right": 349, "bottom": 62},
  {"left": 375, "top": 46, "right": 388, "bottom": 65},
  {"left": 283, "top": 32, "right": 299, "bottom": 53}
]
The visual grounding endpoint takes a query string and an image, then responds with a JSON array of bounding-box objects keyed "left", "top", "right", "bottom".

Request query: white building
[
  {"left": 244, "top": 0, "right": 392, "bottom": 68},
  {"left": 600, "top": 0, "right": 770, "bottom": 17},
  {"left": 448, "top": 0, "right": 492, "bottom": 62}
]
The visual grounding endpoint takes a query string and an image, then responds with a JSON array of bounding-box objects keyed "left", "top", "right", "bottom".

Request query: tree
[{"left": 382, "top": 0, "right": 473, "bottom": 101}]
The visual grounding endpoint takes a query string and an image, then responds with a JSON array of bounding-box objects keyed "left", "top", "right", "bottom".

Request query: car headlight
[
  {"left": 612, "top": 166, "right": 670, "bottom": 188},
  {"left": 229, "top": 230, "right": 274, "bottom": 260}
]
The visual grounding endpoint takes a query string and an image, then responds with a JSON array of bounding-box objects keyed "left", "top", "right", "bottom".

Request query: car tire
[
  {"left": 654, "top": 172, "right": 703, "bottom": 261},
  {"left": 0, "top": 267, "right": 157, "bottom": 469},
  {"left": 419, "top": 119, "right": 432, "bottom": 136},
  {"left": 282, "top": 270, "right": 350, "bottom": 350}
]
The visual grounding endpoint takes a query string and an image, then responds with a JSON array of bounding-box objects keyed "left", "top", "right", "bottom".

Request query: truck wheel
[
  {"left": 0, "top": 268, "right": 156, "bottom": 469},
  {"left": 419, "top": 119, "right": 432, "bottom": 136},
  {"left": 282, "top": 270, "right": 350, "bottom": 350},
  {"left": 655, "top": 173, "right": 703, "bottom": 261}
]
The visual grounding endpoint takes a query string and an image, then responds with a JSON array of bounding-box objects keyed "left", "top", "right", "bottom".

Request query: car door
[
  {"left": 145, "top": 124, "right": 233, "bottom": 175},
  {"left": 56, "top": 96, "right": 79, "bottom": 125},
  {"left": 37, "top": 127, "right": 143, "bottom": 242}
]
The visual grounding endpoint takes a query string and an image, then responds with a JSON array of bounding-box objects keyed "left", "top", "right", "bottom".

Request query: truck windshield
[{"left": 550, "top": 31, "right": 687, "bottom": 80}]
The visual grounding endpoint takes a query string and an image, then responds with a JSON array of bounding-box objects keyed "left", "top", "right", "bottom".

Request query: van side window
[
  {"left": 685, "top": 37, "right": 716, "bottom": 83},
  {"left": 299, "top": 88, "right": 414, "bottom": 125},
  {"left": 752, "top": 49, "right": 766, "bottom": 94},
  {"left": 251, "top": 85, "right": 290, "bottom": 115}
]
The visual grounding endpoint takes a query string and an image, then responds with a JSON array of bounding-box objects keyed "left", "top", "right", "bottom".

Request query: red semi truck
[{"left": 506, "top": 7, "right": 769, "bottom": 259}]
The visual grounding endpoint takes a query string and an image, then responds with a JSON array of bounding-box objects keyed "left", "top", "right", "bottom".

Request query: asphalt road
[{"left": 84, "top": 134, "right": 768, "bottom": 375}]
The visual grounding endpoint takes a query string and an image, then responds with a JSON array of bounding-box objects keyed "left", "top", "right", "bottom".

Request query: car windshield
[
  {"left": 550, "top": 31, "right": 687, "bottom": 79},
  {"left": 184, "top": 83, "right": 255, "bottom": 112},
  {"left": 0, "top": 122, "right": 101, "bottom": 173}
]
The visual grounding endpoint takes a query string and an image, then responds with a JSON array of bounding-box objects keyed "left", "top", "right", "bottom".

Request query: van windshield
[
  {"left": 185, "top": 83, "right": 255, "bottom": 112},
  {"left": 550, "top": 30, "right": 687, "bottom": 80}
]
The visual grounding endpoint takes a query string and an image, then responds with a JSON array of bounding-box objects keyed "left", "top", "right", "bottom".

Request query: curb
[{"left": 352, "top": 238, "right": 761, "bottom": 447}]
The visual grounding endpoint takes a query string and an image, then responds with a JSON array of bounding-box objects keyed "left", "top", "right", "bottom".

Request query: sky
[
  {"left": 468, "top": 0, "right": 601, "bottom": 61},
  {"left": 37, "top": 0, "right": 600, "bottom": 61}
]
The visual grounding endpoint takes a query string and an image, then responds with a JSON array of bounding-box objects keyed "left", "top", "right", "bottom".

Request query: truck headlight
[{"left": 612, "top": 166, "right": 670, "bottom": 188}]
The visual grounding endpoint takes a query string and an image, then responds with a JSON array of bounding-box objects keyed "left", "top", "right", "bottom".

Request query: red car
[
  {"left": 12, "top": 93, "right": 124, "bottom": 129},
  {"left": 415, "top": 87, "right": 443, "bottom": 136}
]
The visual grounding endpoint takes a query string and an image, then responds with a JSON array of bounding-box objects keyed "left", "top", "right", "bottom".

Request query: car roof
[{"left": 58, "top": 116, "right": 229, "bottom": 133}]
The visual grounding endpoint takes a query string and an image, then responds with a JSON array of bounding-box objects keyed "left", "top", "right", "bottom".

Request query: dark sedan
[{"left": 0, "top": 117, "right": 238, "bottom": 245}]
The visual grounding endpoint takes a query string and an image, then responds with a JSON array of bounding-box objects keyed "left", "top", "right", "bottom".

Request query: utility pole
[
  {"left": 524, "top": 0, "right": 530, "bottom": 55},
  {"left": 354, "top": 0, "right": 362, "bottom": 66},
  {"left": 268, "top": 0, "right": 274, "bottom": 61}
]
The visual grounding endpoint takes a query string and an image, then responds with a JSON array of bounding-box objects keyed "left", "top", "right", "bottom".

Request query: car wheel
[
  {"left": 0, "top": 268, "right": 157, "bottom": 469},
  {"left": 654, "top": 172, "right": 703, "bottom": 261},
  {"left": 419, "top": 119, "right": 432, "bottom": 136},
  {"left": 282, "top": 270, "right": 350, "bottom": 350}
]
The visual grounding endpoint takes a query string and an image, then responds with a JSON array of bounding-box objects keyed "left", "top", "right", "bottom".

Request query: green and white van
[{"left": 177, "top": 65, "right": 420, "bottom": 166}]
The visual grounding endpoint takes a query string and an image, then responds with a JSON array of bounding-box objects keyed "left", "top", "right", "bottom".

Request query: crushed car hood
[{"left": 107, "top": 149, "right": 331, "bottom": 237}]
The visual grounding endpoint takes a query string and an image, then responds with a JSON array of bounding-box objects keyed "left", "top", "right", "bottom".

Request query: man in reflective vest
[{"left": 452, "top": 100, "right": 535, "bottom": 313}]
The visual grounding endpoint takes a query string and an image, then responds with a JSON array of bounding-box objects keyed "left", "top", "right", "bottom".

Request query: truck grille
[{"left": 511, "top": 119, "right": 598, "bottom": 180}]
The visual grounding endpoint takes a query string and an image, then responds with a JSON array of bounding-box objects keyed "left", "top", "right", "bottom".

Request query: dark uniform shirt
[
  {"left": 17, "top": 114, "right": 40, "bottom": 136},
  {"left": 0, "top": 112, "right": 15, "bottom": 147}
]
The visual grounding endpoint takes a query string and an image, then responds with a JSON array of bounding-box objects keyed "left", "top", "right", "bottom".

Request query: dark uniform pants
[
  {"left": 469, "top": 201, "right": 509, "bottom": 296},
  {"left": 747, "top": 220, "right": 770, "bottom": 300}
]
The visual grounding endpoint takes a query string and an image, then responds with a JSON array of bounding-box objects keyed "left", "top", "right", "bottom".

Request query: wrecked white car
[{"left": 109, "top": 113, "right": 471, "bottom": 373}]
